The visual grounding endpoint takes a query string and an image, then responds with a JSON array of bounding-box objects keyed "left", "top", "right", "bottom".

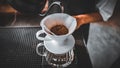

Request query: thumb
[{"left": 73, "top": 16, "right": 83, "bottom": 29}]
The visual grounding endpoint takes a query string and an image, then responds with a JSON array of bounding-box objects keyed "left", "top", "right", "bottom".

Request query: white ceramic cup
[{"left": 36, "top": 13, "right": 77, "bottom": 45}]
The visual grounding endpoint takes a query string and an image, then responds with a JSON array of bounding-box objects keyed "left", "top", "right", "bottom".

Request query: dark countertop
[{"left": 0, "top": 27, "right": 92, "bottom": 68}]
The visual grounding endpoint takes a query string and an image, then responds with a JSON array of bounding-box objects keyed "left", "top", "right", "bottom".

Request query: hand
[
  {"left": 41, "top": 0, "right": 48, "bottom": 13},
  {"left": 73, "top": 12, "right": 103, "bottom": 29},
  {"left": 73, "top": 15, "right": 86, "bottom": 29}
]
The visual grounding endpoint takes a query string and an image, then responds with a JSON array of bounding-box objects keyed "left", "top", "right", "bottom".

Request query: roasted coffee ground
[{"left": 50, "top": 25, "right": 68, "bottom": 35}]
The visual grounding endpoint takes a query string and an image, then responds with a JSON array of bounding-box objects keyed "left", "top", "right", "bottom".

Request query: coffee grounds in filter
[{"left": 50, "top": 25, "right": 68, "bottom": 35}]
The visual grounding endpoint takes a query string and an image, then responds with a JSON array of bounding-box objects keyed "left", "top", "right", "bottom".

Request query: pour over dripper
[{"left": 36, "top": 13, "right": 77, "bottom": 54}]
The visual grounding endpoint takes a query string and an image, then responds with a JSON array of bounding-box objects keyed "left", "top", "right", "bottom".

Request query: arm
[{"left": 73, "top": 12, "right": 103, "bottom": 29}]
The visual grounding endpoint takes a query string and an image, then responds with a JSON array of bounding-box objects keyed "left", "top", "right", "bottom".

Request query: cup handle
[
  {"left": 36, "top": 30, "right": 45, "bottom": 41},
  {"left": 36, "top": 43, "right": 46, "bottom": 56}
]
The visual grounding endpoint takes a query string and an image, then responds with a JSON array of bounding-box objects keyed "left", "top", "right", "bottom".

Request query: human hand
[
  {"left": 73, "top": 12, "right": 103, "bottom": 29},
  {"left": 41, "top": 0, "right": 48, "bottom": 13},
  {"left": 73, "top": 14, "right": 87, "bottom": 29}
]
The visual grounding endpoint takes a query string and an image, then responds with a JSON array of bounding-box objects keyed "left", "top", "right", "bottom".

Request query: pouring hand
[{"left": 41, "top": 0, "right": 49, "bottom": 14}]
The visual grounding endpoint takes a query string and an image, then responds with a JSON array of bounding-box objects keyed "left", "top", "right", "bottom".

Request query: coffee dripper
[{"left": 36, "top": 13, "right": 77, "bottom": 67}]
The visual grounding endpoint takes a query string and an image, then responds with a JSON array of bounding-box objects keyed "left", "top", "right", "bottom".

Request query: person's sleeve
[{"left": 96, "top": 0, "right": 117, "bottom": 21}]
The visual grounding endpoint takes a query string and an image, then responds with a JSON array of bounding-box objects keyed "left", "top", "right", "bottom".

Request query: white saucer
[{"left": 44, "top": 35, "right": 75, "bottom": 54}]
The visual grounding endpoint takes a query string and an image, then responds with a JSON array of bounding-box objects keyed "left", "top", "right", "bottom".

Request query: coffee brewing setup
[{"left": 35, "top": 0, "right": 77, "bottom": 67}]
